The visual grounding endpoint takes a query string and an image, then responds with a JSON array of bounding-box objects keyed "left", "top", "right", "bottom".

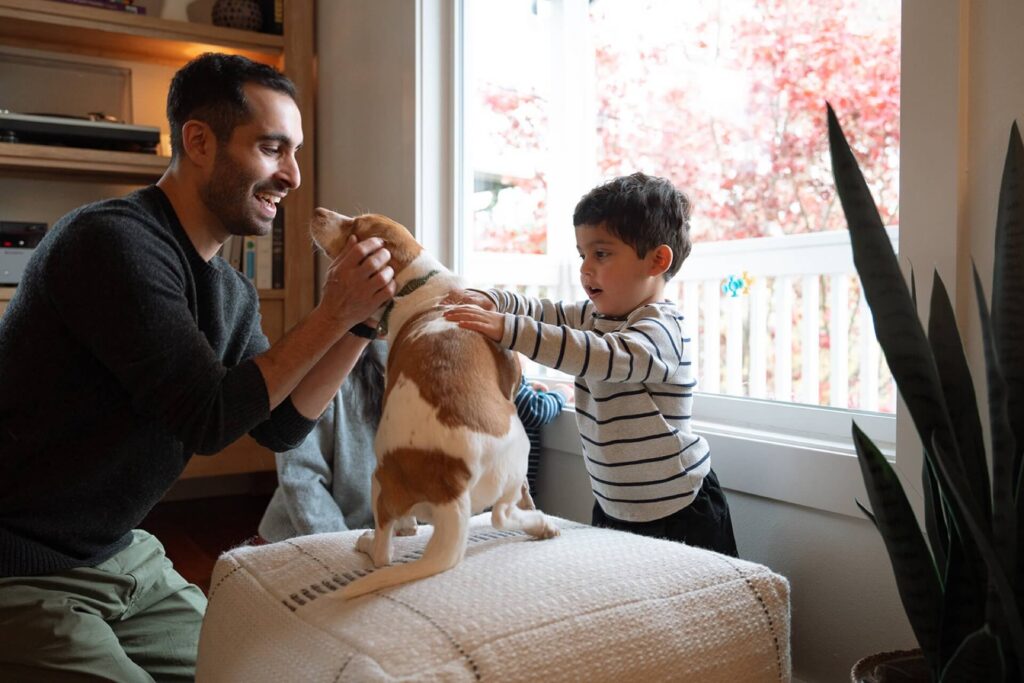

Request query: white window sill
[{"left": 541, "top": 394, "right": 893, "bottom": 519}]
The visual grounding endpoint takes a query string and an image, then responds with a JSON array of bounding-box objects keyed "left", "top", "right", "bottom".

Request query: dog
[{"left": 310, "top": 209, "right": 559, "bottom": 599}]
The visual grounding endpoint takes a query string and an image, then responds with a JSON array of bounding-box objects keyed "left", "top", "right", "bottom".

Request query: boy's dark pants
[{"left": 591, "top": 468, "right": 739, "bottom": 557}]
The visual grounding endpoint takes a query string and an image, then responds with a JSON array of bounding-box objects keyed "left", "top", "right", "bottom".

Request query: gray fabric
[{"left": 259, "top": 343, "right": 382, "bottom": 541}]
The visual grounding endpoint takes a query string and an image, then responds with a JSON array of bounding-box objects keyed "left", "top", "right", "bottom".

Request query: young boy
[{"left": 445, "top": 172, "right": 737, "bottom": 556}]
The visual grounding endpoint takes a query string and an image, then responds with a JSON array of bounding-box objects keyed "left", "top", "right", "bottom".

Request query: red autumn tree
[{"left": 470, "top": 0, "right": 900, "bottom": 250}]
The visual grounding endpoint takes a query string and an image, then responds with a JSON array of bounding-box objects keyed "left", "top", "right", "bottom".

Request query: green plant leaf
[
  {"left": 828, "top": 104, "right": 968, "bottom": 496},
  {"left": 939, "top": 626, "right": 1003, "bottom": 682},
  {"left": 973, "top": 264, "right": 1019, "bottom": 649},
  {"left": 923, "top": 456, "right": 949, "bottom": 584},
  {"left": 993, "top": 122, "right": 1024, "bottom": 635},
  {"left": 974, "top": 265, "right": 1017, "bottom": 569},
  {"left": 993, "top": 122, "right": 1024, "bottom": 492},
  {"left": 928, "top": 272, "right": 991, "bottom": 524},
  {"left": 938, "top": 528, "right": 988, "bottom": 673},
  {"left": 1018, "top": 454, "right": 1024, "bottom": 614},
  {"left": 931, "top": 432, "right": 1024, "bottom": 677},
  {"left": 856, "top": 499, "right": 878, "bottom": 527},
  {"left": 853, "top": 422, "right": 943, "bottom": 673}
]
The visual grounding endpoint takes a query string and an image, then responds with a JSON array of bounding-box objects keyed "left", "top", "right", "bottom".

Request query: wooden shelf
[
  {"left": 0, "top": 142, "right": 168, "bottom": 182},
  {"left": 0, "top": 0, "right": 283, "bottom": 67},
  {"left": 0, "top": 0, "right": 317, "bottom": 485}
]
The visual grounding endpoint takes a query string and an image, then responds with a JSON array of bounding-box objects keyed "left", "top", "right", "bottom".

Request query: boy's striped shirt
[{"left": 484, "top": 290, "right": 710, "bottom": 523}]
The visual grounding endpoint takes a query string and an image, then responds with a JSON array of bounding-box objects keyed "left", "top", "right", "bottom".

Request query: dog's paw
[
  {"left": 536, "top": 519, "right": 560, "bottom": 540},
  {"left": 355, "top": 530, "right": 375, "bottom": 556},
  {"left": 394, "top": 516, "right": 418, "bottom": 536}
]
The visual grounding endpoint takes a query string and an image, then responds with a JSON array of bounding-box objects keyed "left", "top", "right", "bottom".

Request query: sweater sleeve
[
  {"left": 485, "top": 288, "right": 588, "bottom": 327},
  {"left": 44, "top": 213, "right": 274, "bottom": 455},
  {"left": 514, "top": 377, "right": 566, "bottom": 428},
  {"left": 498, "top": 300, "right": 687, "bottom": 385},
  {"left": 236, "top": 322, "right": 318, "bottom": 452}
]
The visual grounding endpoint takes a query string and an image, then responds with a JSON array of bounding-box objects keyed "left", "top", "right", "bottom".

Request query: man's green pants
[{"left": 0, "top": 529, "right": 206, "bottom": 682}]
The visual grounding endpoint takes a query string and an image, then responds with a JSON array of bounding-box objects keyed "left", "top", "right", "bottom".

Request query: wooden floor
[{"left": 138, "top": 494, "right": 271, "bottom": 594}]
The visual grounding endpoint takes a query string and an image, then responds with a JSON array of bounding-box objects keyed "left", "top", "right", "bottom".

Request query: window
[{"left": 457, "top": 0, "right": 900, "bottom": 430}]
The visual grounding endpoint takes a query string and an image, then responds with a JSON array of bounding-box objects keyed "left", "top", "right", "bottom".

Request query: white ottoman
[{"left": 196, "top": 515, "right": 790, "bottom": 682}]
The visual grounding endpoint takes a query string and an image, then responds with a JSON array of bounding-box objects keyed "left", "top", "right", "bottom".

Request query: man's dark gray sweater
[{"left": 0, "top": 186, "right": 316, "bottom": 576}]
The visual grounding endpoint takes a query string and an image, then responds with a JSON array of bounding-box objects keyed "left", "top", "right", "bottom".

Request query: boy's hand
[
  {"left": 550, "top": 383, "right": 574, "bottom": 402},
  {"left": 441, "top": 289, "right": 495, "bottom": 311},
  {"left": 444, "top": 305, "right": 504, "bottom": 342}
]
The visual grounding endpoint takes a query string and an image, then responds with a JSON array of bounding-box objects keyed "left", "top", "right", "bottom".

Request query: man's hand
[
  {"left": 444, "top": 305, "right": 504, "bottom": 342},
  {"left": 320, "top": 235, "right": 397, "bottom": 330},
  {"left": 441, "top": 289, "right": 495, "bottom": 311}
]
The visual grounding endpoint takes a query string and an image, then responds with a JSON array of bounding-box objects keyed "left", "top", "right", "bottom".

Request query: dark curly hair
[
  {"left": 166, "top": 52, "right": 296, "bottom": 158},
  {"left": 572, "top": 172, "right": 692, "bottom": 281},
  {"left": 351, "top": 342, "right": 385, "bottom": 429}
]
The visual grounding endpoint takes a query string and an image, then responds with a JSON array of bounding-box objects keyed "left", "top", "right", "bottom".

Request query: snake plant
[{"left": 828, "top": 104, "right": 1024, "bottom": 682}]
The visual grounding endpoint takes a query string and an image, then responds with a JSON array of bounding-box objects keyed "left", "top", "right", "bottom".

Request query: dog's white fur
[{"left": 310, "top": 210, "right": 558, "bottom": 599}]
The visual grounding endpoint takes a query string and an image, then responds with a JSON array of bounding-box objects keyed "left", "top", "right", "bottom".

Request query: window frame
[{"left": 417, "top": 0, "right": 956, "bottom": 517}]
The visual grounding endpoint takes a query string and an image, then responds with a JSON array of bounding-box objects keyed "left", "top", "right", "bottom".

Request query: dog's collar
[{"left": 375, "top": 269, "right": 442, "bottom": 338}]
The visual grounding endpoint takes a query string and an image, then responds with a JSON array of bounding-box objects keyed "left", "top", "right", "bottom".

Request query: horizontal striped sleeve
[
  {"left": 488, "top": 290, "right": 587, "bottom": 326},
  {"left": 514, "top": 380, "right": 566, "bottom": 428},
  {"left": 501, "top": 320, "right": 680, "bottom": 387}
]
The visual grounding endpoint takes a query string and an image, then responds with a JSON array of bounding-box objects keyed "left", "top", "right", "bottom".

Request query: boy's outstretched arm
[
  {"left": 515, "top": 378, "right": 567, "bottom": 428},
  {"left": 445, "top": 305, "right": 505, "bottom": 341}
]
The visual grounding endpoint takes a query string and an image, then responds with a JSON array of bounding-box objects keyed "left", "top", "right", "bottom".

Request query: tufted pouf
[{"left": 196, "top": 515, "right": 790, "bottom": 682}]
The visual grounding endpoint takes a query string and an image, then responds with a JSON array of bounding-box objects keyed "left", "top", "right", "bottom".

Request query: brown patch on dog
[
  {"left": 486, "top": 335, "right": 522, "bottom": 400},
  {"left": 311, "top": 210, "right": 423, "bottom": 275},
  {"left": 374, "top": 447, "right": 471, "bottom": 527},
  {"left": 386, "top": 308, "right": 520, "bottom": 436}
]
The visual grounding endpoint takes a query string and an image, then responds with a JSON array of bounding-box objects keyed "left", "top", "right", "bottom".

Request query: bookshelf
[{"left": 0, "top": 0, "right": 317, "bottom": 480}]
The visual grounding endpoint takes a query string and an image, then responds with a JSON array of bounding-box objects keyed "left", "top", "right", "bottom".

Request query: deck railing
[{"left": 463, "top": 227, "right": 897, "bottom": 413}]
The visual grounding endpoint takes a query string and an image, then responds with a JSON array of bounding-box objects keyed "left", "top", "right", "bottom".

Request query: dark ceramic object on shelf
[{"left": 211, "top": 0, "right": 262, "bottom": 32}]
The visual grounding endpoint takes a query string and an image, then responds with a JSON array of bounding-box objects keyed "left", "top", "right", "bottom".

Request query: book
[
  {"left": 52, "top": 0, "right": 147, "bottom": 14},
  {"left": 271, "top": 207, "right": 285, "bottom": 289},
  {"left": 243, "top": 238, "right": 257, "bottom": 283},
  {"left": 255, "top": 233, "right": 272, "bottom": 289},
  {"left": 259, "top": 0, "right": 284, "bottom": 35}
]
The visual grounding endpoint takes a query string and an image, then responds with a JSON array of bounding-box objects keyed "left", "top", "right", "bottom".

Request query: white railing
[{"left": 463, "top": 228, "right": 897, "bottom": 413}]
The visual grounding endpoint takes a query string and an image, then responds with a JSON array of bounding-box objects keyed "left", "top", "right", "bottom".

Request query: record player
[
  {"left": 0, "top": 110, "right": 160, "bottom": 154},
  {"left": 1, "top": 221, "right": 46, "bottom": 286}
]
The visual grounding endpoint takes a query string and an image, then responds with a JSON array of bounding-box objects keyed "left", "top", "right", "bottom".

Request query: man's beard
[{"left": 201, "top": 151, "right": 273, "bottom": 238}]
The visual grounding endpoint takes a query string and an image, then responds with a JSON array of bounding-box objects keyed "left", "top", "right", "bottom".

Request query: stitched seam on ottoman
[
  {"left": 272, "top": 525, "right": 586, "bottom": 611},
  {"left": 381, "top": 593, "right": 481, "bottom": 681},
  {"left": 207, "top": 563, "right": 243, "bottom": 600},
  {"left": 333, "top": 654, "right": 353, "bottom": 683},
  {"left": 725, "top": 561, "right": 785, "bottom": 681}
]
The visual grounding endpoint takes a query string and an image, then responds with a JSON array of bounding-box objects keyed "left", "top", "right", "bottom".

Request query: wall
[
  {"left": 315, "top": 1, "right": 1020, "bottom": 681},
  {"left": 315, "top": 0, "right": 417, "bottom": 228}
]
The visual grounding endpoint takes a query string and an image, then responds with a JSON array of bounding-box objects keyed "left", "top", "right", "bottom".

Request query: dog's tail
[{"left": 342, "top": 497, "right": 469, "bottom": 599}]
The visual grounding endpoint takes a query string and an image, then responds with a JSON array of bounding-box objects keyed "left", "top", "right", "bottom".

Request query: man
[{"left": 0, "top": 53, "right": 394, "bottom": 680}]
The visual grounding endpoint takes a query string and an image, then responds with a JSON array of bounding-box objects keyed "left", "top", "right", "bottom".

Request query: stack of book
[
  {"left": 53, "top": 0, "right": 147, "bottom": 14},
  {"left": 218, "top": 209, "right": 285, "bottom": 289}
]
